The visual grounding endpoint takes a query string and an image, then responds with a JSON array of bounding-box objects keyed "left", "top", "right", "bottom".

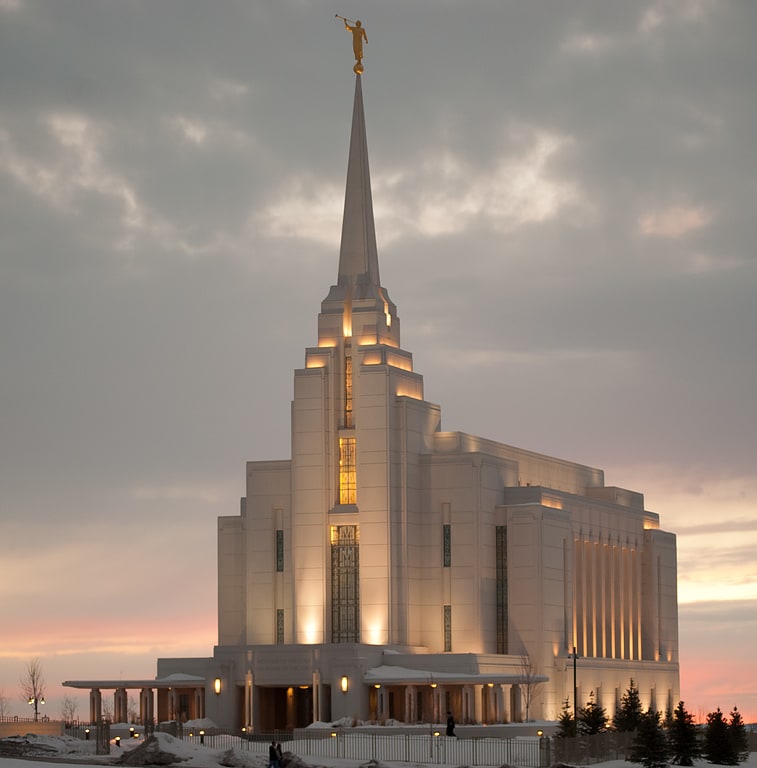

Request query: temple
[{"left": 65, "top": 73, "right": 679, "bottom": 732}]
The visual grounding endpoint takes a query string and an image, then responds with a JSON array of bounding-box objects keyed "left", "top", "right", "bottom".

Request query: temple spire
[
  {"left": 337, "top": 75, "right": 380, "bottom": 296},
  {"left": 318, "top": 72, "right": 399, "bottom": 349}
]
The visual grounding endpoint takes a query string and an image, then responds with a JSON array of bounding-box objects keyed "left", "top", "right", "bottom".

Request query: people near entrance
[
  {"left": 269, "top": 740, "right": 279, "bottom": 768},
  {"left": 276, "top": 743, "right": 283, "bottom": 765},
  {"left": 446, "top": 711, "right": 456, "bottom": 737}
]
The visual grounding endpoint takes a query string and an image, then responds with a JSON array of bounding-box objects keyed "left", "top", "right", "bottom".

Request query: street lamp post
[
  {"left": 28, "top": 696, "right": 45, "bottom": 722},
  {"left": 567, "top": 646, "right": 579, "bottom": 722}
]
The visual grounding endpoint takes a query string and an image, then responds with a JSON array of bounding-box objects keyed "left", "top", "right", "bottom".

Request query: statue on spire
[{"left": 336, "top": 15, "right": 367, "bottom": 74}]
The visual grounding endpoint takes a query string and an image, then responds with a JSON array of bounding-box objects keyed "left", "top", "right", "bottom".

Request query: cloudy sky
[{"left": 1, "top": 0, "right": 755, "bottom": 723}]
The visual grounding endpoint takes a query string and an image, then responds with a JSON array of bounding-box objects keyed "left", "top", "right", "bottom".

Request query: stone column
[
  {"left": 405, "top": 686, "right": 415, "bottom": 723},
  {"left": 311, "top": 671, "right": 319, "bottom": 725},
  {"left": 486, "top": 684, "right": 498, "bottom": 723},
  {"left": 114, "top": 688, "right": 128, "bottom": 723},
  {"left": 139, "top": 688, "right": 154, "bottom": 726},
  {"left": 431, "top": 686, "right": 442, "bottom": 725},
  {"left": 473, "top": 685, "right": 486, "bottom": 723},
  {"left": 510, "top": 684, "right": 522, "bottom": 722},
  {"left": 495, "top": 684, "right": 507, "bottom": 723},
  {"left": 286, "top": 686, "right": 295, "bottom": 729},
  {"left": 89, "top": 689, "right": 102, "bottom": 723},
  {"left": 377, "top": 687, "right": 387, "bottom": 721}
]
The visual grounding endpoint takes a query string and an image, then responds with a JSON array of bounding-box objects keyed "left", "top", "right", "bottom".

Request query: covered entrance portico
[
  {"left": 364, "top": 665, "right": 540, "bottom": 725},
  {"left": 63, "top": 673, "right": 207, "bottom": 725}
]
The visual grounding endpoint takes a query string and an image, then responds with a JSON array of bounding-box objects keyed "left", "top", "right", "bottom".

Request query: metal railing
[{"left": 180, "top": 729, "right": 547, "bottom": 768}]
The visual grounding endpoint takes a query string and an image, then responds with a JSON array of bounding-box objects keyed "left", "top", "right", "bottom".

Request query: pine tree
[
  {"left": 703, "top": 707, "right": 737, "bottom": 765},
  {"left": 630, "top": 708, "right": 670, "bottom": 768},
  {"left": 579, "top": 691, "right": 608, "bottom": 735},
  {"left": 668, "top": 700, "right": 701, "bottom": 766},
  {"left": 556, "top": 698, "right": 577, "bottom": 738},
  {"left": 728, "top": 706, "right": 749, "bottom": 763},
  {"left": 614, "top": 679, "right": 644, "bottom": 732}
]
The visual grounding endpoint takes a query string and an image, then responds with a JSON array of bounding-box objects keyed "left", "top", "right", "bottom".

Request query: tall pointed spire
[
  {"left": 337, "top": 75, "right": 380, "bottom": 296},
  {"left": 318, "top": 73, "right": 399, "bottom": 349}
]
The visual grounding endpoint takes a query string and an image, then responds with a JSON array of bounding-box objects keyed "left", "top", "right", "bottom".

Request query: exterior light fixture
[
  {"left": 537, "top": 729, "right": 544, "bottom": 737},
  {"left": 430, "top": 683, "right": 437, "bottom": 689},
  {"left": 340, "top": 675, "right": 349, "bottom": 693},
  {"left": 214, "top": 677, "right": 222, "bottom": 695},
  {"left": 374, "top": 684, "right": 381, "bottom": 689},
  {"left": 200, "top": 730, "right": 205, "bottom": 745},
  {"left": 27, "top": 696, "right": 45, "bottom": 722},
  {"left": 115, "top": 737, "right": 121, "bottom": 748},
  {"left": 330, "top": 732, "right": 337, "bottom": 738},
  {"left": 84, "top": 729, "right": 90, "bottom": 741},
  {"left": 433, "top": 731, "right": 440, "bottom": 737}
]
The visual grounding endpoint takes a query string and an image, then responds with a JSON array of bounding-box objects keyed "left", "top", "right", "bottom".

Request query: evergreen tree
[
  {"left": 579, "top": 691, "right": 608, "bottom": 735},
  {"left": 728, "top": 706, "right": 749, "bottom": 763},
  {"left": 614, "top": 679, "right": 644, "bottom": 732},
  {"left": 630, "top": 708, "right": 670, "bottom": 768},
  {"left": 668, "top": 700, "right": 701, "bottom": 766},
  {"left": 556, "top": 698, "right": 577, "bottom": 738},
  {"left": 703, "top": 707, "right": 737, "bottom": 765}
]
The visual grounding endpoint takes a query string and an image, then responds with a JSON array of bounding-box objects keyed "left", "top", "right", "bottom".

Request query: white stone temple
[{"left": 65, "top": 72, "right": 679, "bottom": 732}]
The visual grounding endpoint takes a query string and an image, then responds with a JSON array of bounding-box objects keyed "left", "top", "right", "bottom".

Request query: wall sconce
[
  {"left": 214, "top": 677, "right": 222, "bottom": 695},
  {"left": 374, "top": 684, "right": 381, "bottom": 689},
  {"left": 340, "top": 675, "right": 349, "bottom": 693},
  {"left": 430, "top": 682, "right": 437, "bottom": 689}
]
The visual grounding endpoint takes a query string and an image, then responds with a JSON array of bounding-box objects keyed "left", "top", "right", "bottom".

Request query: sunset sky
[{"left": 1, "top": 1, "right": 755, "bottom": 723}]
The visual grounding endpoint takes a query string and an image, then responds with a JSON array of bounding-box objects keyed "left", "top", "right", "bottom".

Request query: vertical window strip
[
  {"left": 442, "top": 524, "right": 451, "bottom": 567},
  {"left": 276, "top": 609, "right": 284, "bottom": 644},
  {"left": 339, "top": 437, "right": 357, "bottom": 504},
  {"left": 345, "top": 355, "right": 353, "bottom": 428},
  {"left": 330, "top": 525, "right": 360, "bottom": 643},
  {"left": 496, "top": 525, "right": 508, "bottom": 654},
  {"left": 276, "top": 529, "right": 284, "bottom": 572},
  {"left": 443, "top": 604, "right": 452, "bottom": 652}
]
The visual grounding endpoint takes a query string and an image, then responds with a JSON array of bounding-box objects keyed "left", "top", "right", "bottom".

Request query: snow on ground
[{"left": 0, "top": 731, "right": 755, "bottom": 768}]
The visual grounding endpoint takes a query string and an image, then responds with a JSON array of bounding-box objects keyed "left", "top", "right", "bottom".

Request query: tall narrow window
[
  {"left": 496, "top": 525, "right": 508, "bottom": 654},
  {"left": 443, "top": 524, "right": 451, "bottom": 567},
  {"left": 276, "top": 529, "right": 284, "bottom": 572},
  {"left": 344, "top": 355, "right": 353, "bottom": 428},
  {"left": 331, "top": 525, "right": 360, "bottom": 643},
  {"left": 339, "top": 437, "right": 357, "bottom": 504},
  {"left": 276, "top": 609, "right": 284, "bottom": 644},
  {"left": 443, "top": 604, "right": 452, "bottom": 652}
]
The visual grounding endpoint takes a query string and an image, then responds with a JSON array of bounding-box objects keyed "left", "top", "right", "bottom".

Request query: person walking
[{"left": 268, "top": 740, "right": 279, "bottom": 768}]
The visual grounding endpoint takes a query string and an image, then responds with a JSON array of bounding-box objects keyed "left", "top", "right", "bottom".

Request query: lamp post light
[
  {"left": 567, "top": 646, "right": 580, "bottom": 722},
  {"left": 28, "top": 696, "right": 45, "bottom": 722}
]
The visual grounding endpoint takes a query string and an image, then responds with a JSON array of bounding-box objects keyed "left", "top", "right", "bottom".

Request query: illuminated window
[
  {"left": 339, "top": 437, "right": 357, "bottom": 505},
  {"left": 276, "top": 529, "right": 284, "bottom": 572},
  {"left": 344, "top": 355, "right": 353, "bottom": 428},
  {"left": 443, "top": 604, "right": 452, "bottom": 652},
  {"left": 331, "top": 525, "right": 360, "bottom": 643},
  {"left": 443, "top": 524, "right": 451, "bottom": 567},
  {"left": 496, "top": 526, "right": 508, "bottom": 654}
]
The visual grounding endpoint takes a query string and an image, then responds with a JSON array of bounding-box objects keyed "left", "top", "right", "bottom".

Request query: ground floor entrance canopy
[{"left": 62, "top": 673, "right": 206, "bottom": 725}]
